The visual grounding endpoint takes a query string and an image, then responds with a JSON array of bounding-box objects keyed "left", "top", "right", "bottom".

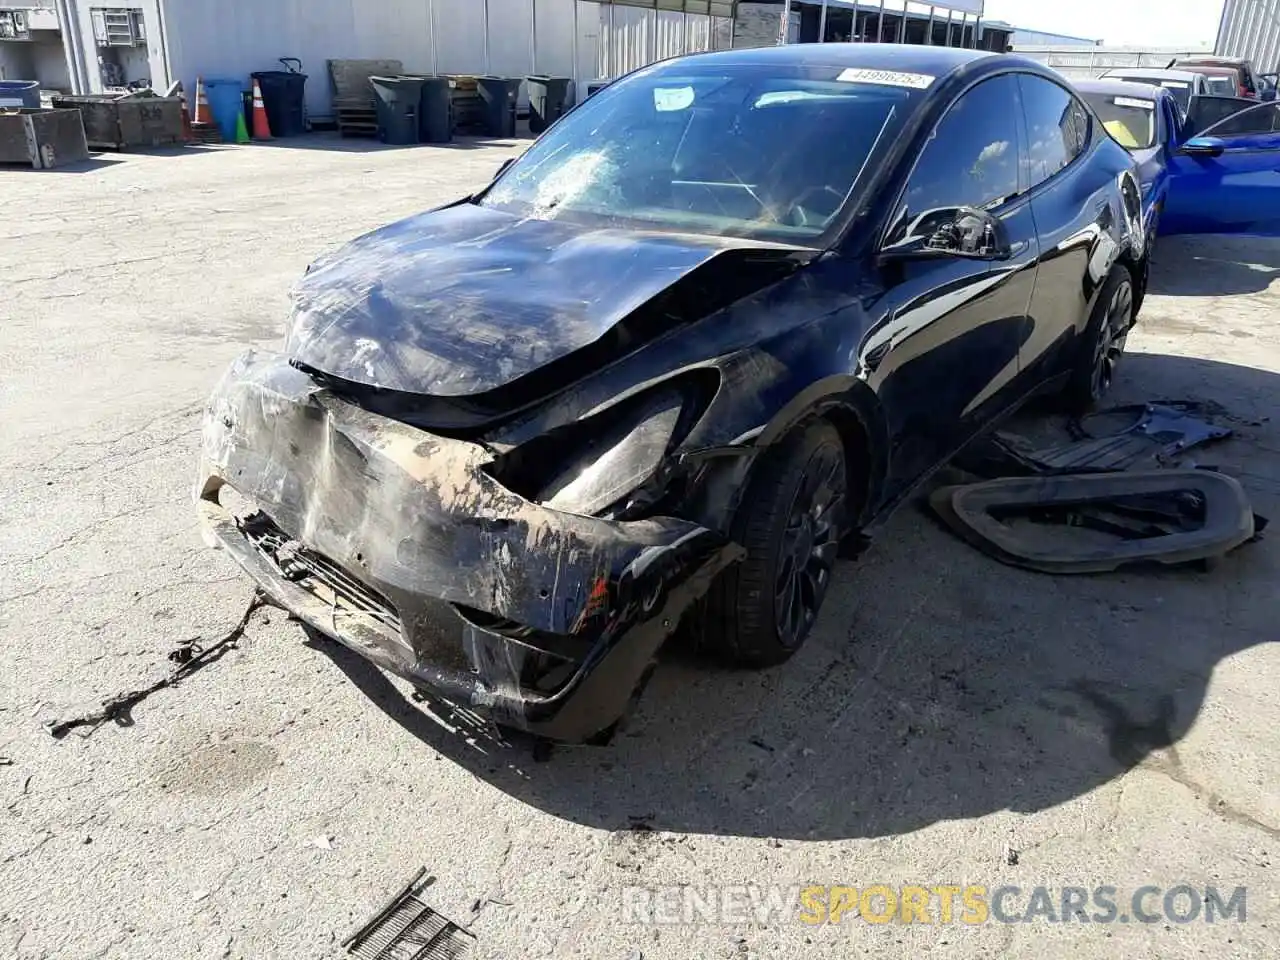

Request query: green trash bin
[
  {"left": 526, "top": 75, "right": 572, "bottom": 134},
  {"left": 477, "top": 77, "right": 521, "bottom": 138},
  {"left": 415, "top": 75, "right": 453, "bottom": 143},
  {"left": 370, "top": 75, "right": 425, "bottom": 145}
]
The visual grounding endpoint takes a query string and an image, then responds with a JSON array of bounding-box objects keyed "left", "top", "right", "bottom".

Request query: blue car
[
  {"left": 1078, "top": 78, "right": 1280, "bottom": 239},
  {"left": 1074, "top": 79, "right": 1180, "bottom": 251},
  {"left": 1164, "top": 95, "right": 1280, "bottom": 236},
  {"left": 199, "top": 45, "right": 1149, "bottom": 742}
]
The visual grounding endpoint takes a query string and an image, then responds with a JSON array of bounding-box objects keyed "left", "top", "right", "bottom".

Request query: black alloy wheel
[{"left": 702, "top": 419, "right": 849, "bottom": 668}]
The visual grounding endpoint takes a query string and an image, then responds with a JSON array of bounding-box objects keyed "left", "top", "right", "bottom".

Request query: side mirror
[
  {"left": 879, "top": 207, "right": 1012, "bottom": 263},
  {"left": 494, "top": 157, "right": 515, "bottom": 179},
  {"left": 1182, "top": 136, "right": 1226, "bottom": 157}
]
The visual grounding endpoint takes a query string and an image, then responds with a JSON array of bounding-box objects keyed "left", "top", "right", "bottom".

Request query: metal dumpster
[
  {"left": 50, "top": 95, "right": 184, "bottom": 150},
  {"left": 0, "top": 108, "right": 90, "bottom": 169}
]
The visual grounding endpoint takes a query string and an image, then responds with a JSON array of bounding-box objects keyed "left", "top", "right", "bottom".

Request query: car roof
[
  {"left": 1102, "top": 67, "right": 1202, "bottom": 83},
  {"left": 1177, "top": 56, "right": 1249, "bottom": 66},
  {"left": 1075, "top": 78, "right": 1170, "bottom": 101},
  {"left": 670, "top": 42, "right": 996, "bottom": 78},
  {"left": 1178, "top": 63, "right": 1240, "bottom": 76}
]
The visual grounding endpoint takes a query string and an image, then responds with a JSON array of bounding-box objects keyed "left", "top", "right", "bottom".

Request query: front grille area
[{"left": 239, "top": 512, "right": 402, "bottom": 633}]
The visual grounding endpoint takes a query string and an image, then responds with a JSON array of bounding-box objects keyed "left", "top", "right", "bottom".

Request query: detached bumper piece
[
  {"left": 197, "top": 350, "right": 739, "bottom": 743},
  {"left": 929, "top": 470, "right": 1257, "bottom": 574}
]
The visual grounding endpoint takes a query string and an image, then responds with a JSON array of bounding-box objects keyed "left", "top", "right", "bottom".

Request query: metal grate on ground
[{"left": 344, "top": 868, "right": 475, "bottom": 960}]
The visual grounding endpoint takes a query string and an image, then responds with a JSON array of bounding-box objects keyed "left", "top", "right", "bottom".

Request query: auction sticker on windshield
[
  {"left": 1114, "top": 96, "right": 1155, "bottom": 110},
  {"left": 836, "top": 68, "right": 935, "bottom": 89}
]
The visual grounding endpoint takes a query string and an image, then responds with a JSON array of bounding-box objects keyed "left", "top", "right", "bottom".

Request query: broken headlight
[
  {"left": 538, "top": 391, "right": 684, "bottom": 516},
  {"left": 487, "top": 373, "right": 718, "bottom": 518}
]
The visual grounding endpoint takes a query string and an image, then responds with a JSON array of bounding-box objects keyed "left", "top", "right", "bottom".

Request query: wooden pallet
[
  {"left": 190, "top": 122, "right": 222, "bottom": 144},
  {"left": 445, "top": 77, "right": 483, "bottom": 132},
  {"left": 335, "top": 97, "right": 378, "bottom": 138}
]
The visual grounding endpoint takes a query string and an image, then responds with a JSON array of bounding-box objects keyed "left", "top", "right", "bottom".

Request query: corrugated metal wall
[
  {"left": 1216, "top": 0, "right": 1280, "bottom": 69},
  {"left": 596, "top": 4, "right": 728, "bottom": 76},
  {"left": 159, "top": 0, "right": 724, "bottom": 119},
  {"left": 1013, "top": 46, "right": 1212, "bottom": 80}
]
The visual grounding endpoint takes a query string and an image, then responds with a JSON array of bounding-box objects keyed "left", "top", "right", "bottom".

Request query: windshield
[
  {"left": 480, "top": 62, "right": 918, "bottom": 243},
  {"left": 1108, "top": 74, "right": 1192, "bottom": 111},
  {"left": 1084, "top": 93, "right": 1157, "bottom": 150}
]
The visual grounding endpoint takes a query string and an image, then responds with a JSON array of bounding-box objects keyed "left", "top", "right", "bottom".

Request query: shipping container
[{"left": 1216, "top": 0, "right": 1280, "bottom": 71}]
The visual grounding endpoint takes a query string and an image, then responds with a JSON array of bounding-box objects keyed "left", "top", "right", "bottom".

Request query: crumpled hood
[{"left": 286, "top": 202, "right": 767, "bottom": 398}]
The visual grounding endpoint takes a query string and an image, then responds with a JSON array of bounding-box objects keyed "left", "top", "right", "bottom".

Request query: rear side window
[
  {"left": 885, "top": 74, "right": 1022, "bottom": 245},
  {"left": 1018, "top": 75, "right": 1091, "bottom": 189}
]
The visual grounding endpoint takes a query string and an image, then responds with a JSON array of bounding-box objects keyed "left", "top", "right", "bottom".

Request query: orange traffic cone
[
  {"left": 176, "top": 81, "right": 194, "bottom": 142},
  {"left": 193, "top": 76, "right": 214, "bottom": 126},
  {"left": 250, "top": 78, "right": 273, "bottom": 139},
  {"left": 189, "top": 76, "right": 222, "bottom": 144}
]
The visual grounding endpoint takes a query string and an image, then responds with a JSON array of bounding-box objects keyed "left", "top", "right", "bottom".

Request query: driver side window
[
  {"left": 886, "top": 75, "right": 1022, "bottom": 247},
  {"left": 1200, "top": 101, "right": 1280, "bottom": 138}
]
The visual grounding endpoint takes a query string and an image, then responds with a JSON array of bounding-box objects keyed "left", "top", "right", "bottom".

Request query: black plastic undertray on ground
[{"left": 928, "top": 470, "right": 1257, "bottom": 575}]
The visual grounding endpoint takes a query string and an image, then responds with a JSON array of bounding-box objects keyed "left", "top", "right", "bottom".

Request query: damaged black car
[{"left": 197, "top": 45, "right": 1146, "bottom": 743}]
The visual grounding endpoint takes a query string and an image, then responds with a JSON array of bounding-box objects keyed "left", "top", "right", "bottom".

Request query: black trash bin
[
  {"left": 251, "top": 70, "right": 308, "bottom": 137},
  {"left": 414, "top": 75, "right": 453, "bottom": 143},
  {"left": 526, "top": 75, "right": 572, "bottom": 134},
  {"left": 477, "top": 77, "right": 521, "bottom": 138},
  {"left": 370, "top": 75, "right": 425, "bottom": 145}
]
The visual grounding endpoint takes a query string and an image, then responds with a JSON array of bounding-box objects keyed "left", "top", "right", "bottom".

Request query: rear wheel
[
  {"left": 702, "top": 419, "right": 847, "bottom": 668},
  {"left": 1061, "top": 265, "right": 1134, "bottom": 414}
]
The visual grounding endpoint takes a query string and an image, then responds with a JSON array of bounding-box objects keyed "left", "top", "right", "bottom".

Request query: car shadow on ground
[
  {"left": 1149, "top": 235, "right": 1280, "bottom": 297},
  {"left": 310, "top": 352, "right": 1278, "bottom": 842}
]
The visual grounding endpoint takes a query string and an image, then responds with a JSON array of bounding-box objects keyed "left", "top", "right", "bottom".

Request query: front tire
[
  {"left": 1061, "top": 265, "right": 1134, "bottom": 414},
  {"left": 702, "top": 419, "right": 847, "bottom": 668}
]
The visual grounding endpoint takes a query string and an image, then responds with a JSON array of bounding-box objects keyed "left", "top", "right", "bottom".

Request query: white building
[
  {"left": 0, "top": 0, "right": 736, "bottom": 117},
  {"left": 1, "top": 0, "right": 995, "bottom": 119}
]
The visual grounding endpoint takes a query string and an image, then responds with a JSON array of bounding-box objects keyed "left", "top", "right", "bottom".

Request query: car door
[
  {"left": 1015, "top": 73, "right": 1113, "bottom": 385},
  {"left": 1162, "top": 100, "right": 1280, "bottom": 236},
  {"left": 862, "top": 72, "right": 1040, "bottom": 489}
]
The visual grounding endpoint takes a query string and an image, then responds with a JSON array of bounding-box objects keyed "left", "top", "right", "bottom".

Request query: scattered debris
[
  {"left": 747, "top": 736, "right": 775, "bottom": 753},
  {"left": 311, "top": 834, "right": 334, "bottom": 851},
  {"left": 957, "top": 402, "right": 1235, "bottom": 478},
  {"left": 193, "top": 890, "right": 210, "bottom": 902},
  {"left": 938, "top": 400, "right": 1268, "bottom": 573},
  {"left": 470, "top": 894, "right": 512, "bottom": 914},
  {"left": 930, "top": 470, "right": 1257, "bottom": 574},
  {"left": 5, "top": 774, "right": 33, "bottom": 812},
  {"left": 1004, "top": 844, "right": 1020, "bottom": 866},
  {"left": 344, "top": 867, "right": 474, "bottom": 960},
  {"left": 44, "top": 590, "right": 270, "bottom": 740},
  {"left": 0, "top": 757, "right": 12, "bottom": 766}
]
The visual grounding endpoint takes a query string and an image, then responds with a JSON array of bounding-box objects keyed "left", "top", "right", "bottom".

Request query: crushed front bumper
[{"left": 196, "top": 350, "right": 739, "bottom": 743}]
